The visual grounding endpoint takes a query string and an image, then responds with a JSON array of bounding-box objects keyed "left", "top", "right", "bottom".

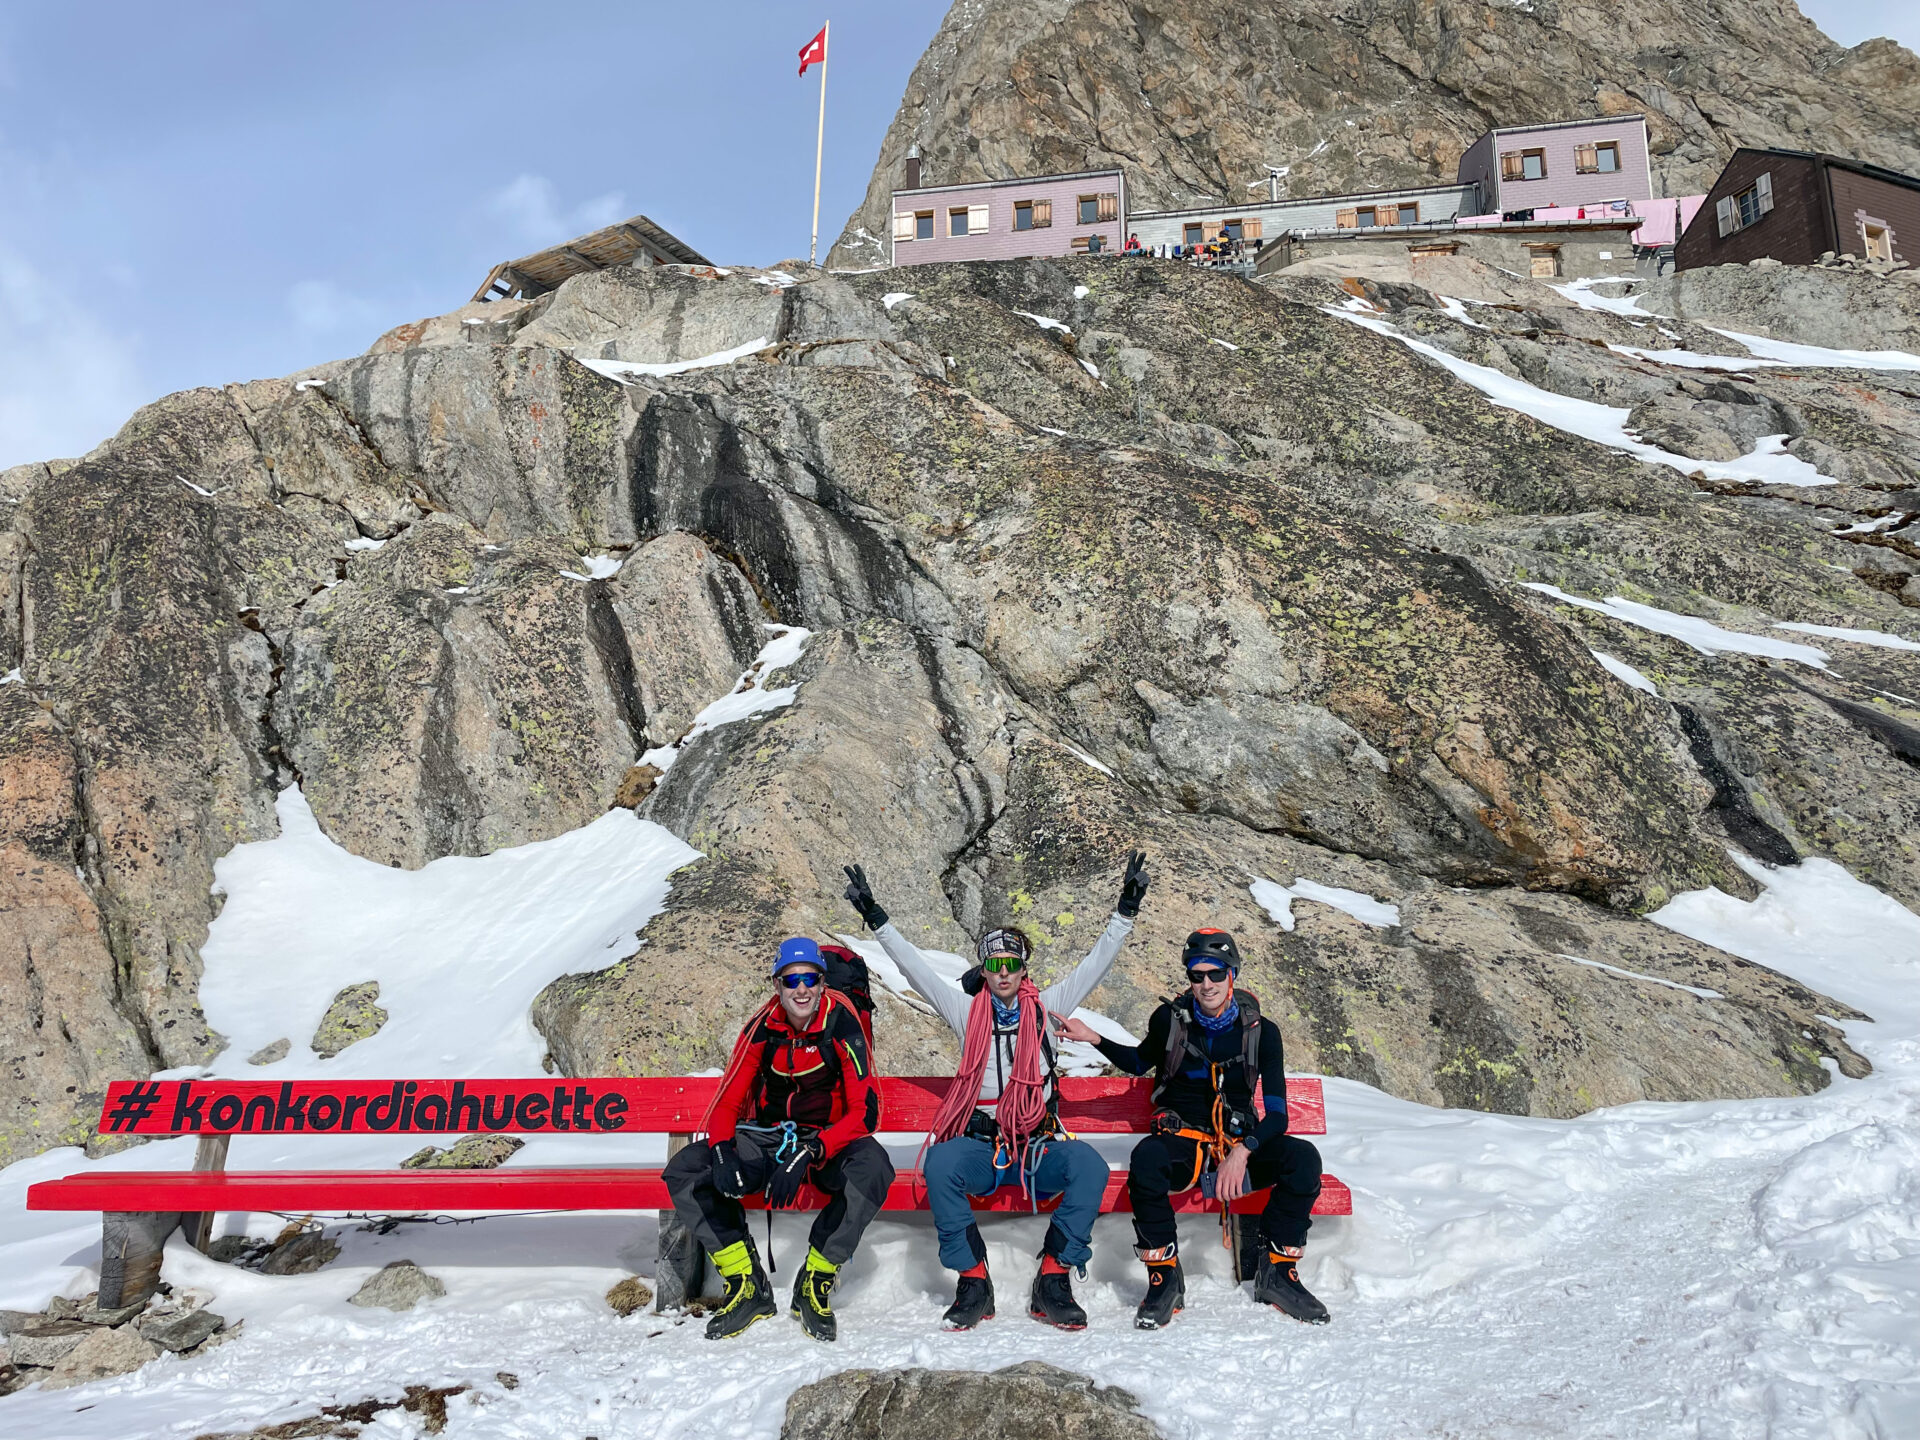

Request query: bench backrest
[{"left": 96, "top": 1075, "right": 1327, "bottom": 1139}]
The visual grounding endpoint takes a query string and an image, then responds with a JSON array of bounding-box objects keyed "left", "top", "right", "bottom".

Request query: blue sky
[{"left": 0, "top": 1, "right": 1910, "bottom": 469}]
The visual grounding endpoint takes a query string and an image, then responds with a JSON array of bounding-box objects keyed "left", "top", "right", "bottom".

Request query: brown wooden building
[{"left": 1676, "top": 147, "right": 1919, "bottom": 270}]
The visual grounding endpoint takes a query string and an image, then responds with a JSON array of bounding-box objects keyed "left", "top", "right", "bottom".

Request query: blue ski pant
[{"left": 922, "top": 1135, "right": 1108, "bottom": 1271}]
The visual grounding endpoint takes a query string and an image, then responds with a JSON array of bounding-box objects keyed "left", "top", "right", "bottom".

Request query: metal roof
[{"left": 472, "top": 215, "right": 714, "bottom": 303}]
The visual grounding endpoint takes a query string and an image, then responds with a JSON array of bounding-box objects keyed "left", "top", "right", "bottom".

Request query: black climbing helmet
[{"left": 1181, "top": 929, "right": 1241, "bottom": 971}]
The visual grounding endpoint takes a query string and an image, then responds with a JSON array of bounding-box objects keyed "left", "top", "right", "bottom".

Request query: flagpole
[{"left": 810, "top": 20, "right": 828, "bottom": 267}]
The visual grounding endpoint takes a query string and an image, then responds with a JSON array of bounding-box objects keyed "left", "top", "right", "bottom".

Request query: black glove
[
  {"left": 1116, "top": 850, "right": 1151, "bottom": 919},
  {"left": 842, "top": 864, "right": 889, "bottom": 930},
  {"left": 765, "top": 1136, "right": 825, "bottom": 1209},
  {"left": 709, "top": 1139, "right": 747, "bottom": 1198}
]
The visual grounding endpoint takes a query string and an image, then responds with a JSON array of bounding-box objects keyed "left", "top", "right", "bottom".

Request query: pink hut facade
[
  {"left": 891, "top": 168, "right": 1127, "bottom": 266},
  {"left": 1458, "top": 116, "right": 1654, "bottom": 215}
]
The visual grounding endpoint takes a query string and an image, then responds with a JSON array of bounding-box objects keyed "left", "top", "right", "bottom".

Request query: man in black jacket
[{"left": 1057, "top": 928, "right": 1328, "bottom": 1328}]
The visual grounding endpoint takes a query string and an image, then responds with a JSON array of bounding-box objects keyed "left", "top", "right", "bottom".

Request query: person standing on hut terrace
[
  {"left": 842, "top": 854, "right": 1150, "bottom": 1330},
  {"left": 663, "top": 936, "right": 891, "bottom": 1343},
  {"left": 1057, "top": 929, "right": 1330, "bottom": 1328}
]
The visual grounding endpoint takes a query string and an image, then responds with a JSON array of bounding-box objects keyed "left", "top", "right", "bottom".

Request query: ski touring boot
[
  {"left": 942, "top": 1263, "right": 996, "bottom": 1330},
  {"left": 1253, "top": 1245, "right": 1330, "bottom": 1325},
  {"left": 1028, "top": 1251, "right": 1088, "bottom": 1331},
  {"left": 1133, "top": 1242, "right": 1184, "bottom": 1330},
  {"left": 705, "top": 1239, "right": 777, "bottom": 1340},
  {"left": 790, "top": 1248, "right": 840, "bottom": 1343}
]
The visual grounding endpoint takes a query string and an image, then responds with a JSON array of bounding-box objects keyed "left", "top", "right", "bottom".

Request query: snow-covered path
[{"left": 3, "top": 831, "right": 1917, "bottom": 1436}]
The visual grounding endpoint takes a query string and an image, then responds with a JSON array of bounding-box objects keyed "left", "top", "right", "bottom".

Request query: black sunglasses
[
  {"left": 1186, "top": 966, "right": 1232, "bottom": 985},
  {"left": 779, "top": 971, "right": 824, "bottom": 989}
]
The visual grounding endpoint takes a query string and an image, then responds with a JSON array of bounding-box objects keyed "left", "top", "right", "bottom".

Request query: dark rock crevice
[{"left": 1673, "top": 702, "right": 1802, "bottom": 866}]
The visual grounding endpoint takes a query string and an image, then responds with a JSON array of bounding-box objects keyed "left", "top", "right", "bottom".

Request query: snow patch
[
  {"left": 1079, "top": 357, "right": 1100, "bottom": 379},
  {"left": 1563, "top": 953, "right": 1722, "bottom": 998},
  {"left": 1012, "top": 309, "right": 1071, "bottom": 334},
  {"left": 639, "top": 625, "right": 811, "bottom": 773},
  {"left": 1707, "top": 327, "right": 1920, "bottom": 373},
  {"left": 574, "top": 336, "right": 772, "bottom": 384},
  {"left": 1549, "top": 277, "right": 1654, "bottom": 316},
  {"left": 1251, "top": 876, "right": 1400, "bottom": 931},
  {"left": 1774, "top": 621, "right": 1920, "bottom": 653},
  {"left": 342, "top": 536, "right": 387, "bottom": 552},
  {"left": 1327, "top": 306, "right": 1833, "bottom": 487},
  {"left": 294, "top": 378, "right": 327, "bottom": 392},
  {"left": 1524, "top": 584, "right": 1831, "bottom": 667},
  {"left": 559, "top": 553, "right": 625, "bottom": 583},
  {"left": 881, "top": 292, "right": 913, "bottom": 310},
  {"left": 1209, "top": 337, "right": 1242, "bottom": 350},
  {"left": 1590, "top": 649, "right": 1659, "bottom": 694},
  {"left": 1435, "top": 296, "right": 1490, "bottom": 330},
  {"left": 1073, "top": 285, "right": 1090, "bottom": 299}
]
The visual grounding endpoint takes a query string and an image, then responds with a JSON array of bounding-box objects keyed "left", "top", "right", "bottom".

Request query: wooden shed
[
  {"left": 472, "top": 215, "right": 714, "bottom": 303},
  {"left": 1676, "top": 148, "right": 1920, "bottom": 271}
]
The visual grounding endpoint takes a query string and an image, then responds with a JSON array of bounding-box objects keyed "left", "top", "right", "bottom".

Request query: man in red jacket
[{"left": 663, "top": 937, "right": 892, "bottom": 1342}]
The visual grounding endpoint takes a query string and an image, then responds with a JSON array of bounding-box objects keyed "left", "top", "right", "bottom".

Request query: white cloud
[
  {"left": 0, "top": 243, "right": 148, "bottom": 468},
  {"left": 285, "top": 277, "right": 382, "bottom": 336},
  {"left": 482, "top": 174, "right": 627, "bottom": 248}
]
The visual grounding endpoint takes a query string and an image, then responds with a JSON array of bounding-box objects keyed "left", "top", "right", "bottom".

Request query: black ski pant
[
  {"left": 1127, "top": 1132, "right": 1322, "bottom": 1252},
  {"left": 663, "top": 1130, "right": 894, "bottom": 1268}
]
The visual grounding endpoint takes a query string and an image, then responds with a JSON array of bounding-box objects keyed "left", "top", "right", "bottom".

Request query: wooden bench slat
[
  {"left": 93, "top": 1076, "right": 1328, "bottom": 1138},
  {"left": 27, "top": 1168, "right": 1354, "bottom": 1218}
]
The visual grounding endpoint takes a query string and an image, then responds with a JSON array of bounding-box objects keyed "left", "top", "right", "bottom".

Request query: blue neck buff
[
  {"left": 1192, "top": 995, "right": 1239, "bottom": 1033},
  {"left": 990, "top": 995, "right": 1022, "bottom": 1029}
]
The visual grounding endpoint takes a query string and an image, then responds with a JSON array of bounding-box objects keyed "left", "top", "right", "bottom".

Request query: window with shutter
[
  {"left": 1183, "top": 223, "right": 1204, "bottom": 247},
  {"left": 1716, "top": 195, "right": 1737, "bottom": 236},
  {"left": 1243, "top": 218, "right": 1263, "bottom": 239},
  {"left": 1755, "top": 172, "right": 1773, "bottom": 214},
  {"left": 1377, "top": 205, "right": 1399, "bottom": 226},
  {"left": 968, "top": 204, "right": 989, "bottom": 234},
  {"left": 1399, "top": 203, "right": 1418, "bottom": 224},
  {"left": 1574, "top": 144, "right": 1599, "bottom": 174},
  {"left": 1013, "top": 201, "right": 1033, "bottom": 232},
  {"left": 1033, "top": 199, "right": 1052, "bottom": 228},
  {"left": 1097, "top": 192, "right": 1119, "bottom": 222},
  {"left": 893, "top": 213, "right": 915, "bottom": 242},
  {"left": 1595, "top": 142, "right": 1620, "bottom": 174},
  {"left": 949, "top": 208, "right": 969, "bottom": 237},
  {"left": 1500, "top": 152, "right": 1525, "bottom": 182},
  {"left": 1337, "top": 208, "right": 1358, "bottom": 229},
  {"left": 1521, "top": 150, "right": 1547, "bottom": 181},
  {"left": 916, "top": 211, "right": 935, "bottom": 241}
]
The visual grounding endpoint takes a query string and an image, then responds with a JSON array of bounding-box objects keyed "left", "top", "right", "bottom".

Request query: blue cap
[{"left": 775, "top": 937, "right": 825, "bottom": 976}]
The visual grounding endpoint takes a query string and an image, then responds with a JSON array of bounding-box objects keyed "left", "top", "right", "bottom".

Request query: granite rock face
[
  {"left": 830, "top": 0, "right": 1920, "bottom": 268},
  {"left": 781, "top": 1362, "right": 1161, "bottom": 1440},
  {"left": 1638, "top": 261, "right": 1920, "bottom": 352},
  {"left": 5, "top": 248, "right": 1914, "bottom": 1163}
]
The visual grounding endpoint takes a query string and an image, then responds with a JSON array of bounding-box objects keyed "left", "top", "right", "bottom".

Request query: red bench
[{"left": 29, "top": 1075, "right": 1351, "bottom": 1308}]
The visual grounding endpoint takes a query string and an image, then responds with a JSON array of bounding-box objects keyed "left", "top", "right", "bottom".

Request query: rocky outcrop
[
  {"left": 782, "top": 1362, "right": 1160, "bottom": 1440},
  {"left": 830, "top": 0, "right": 1920, "bottom": 267},
  {"left": 1638, "top": 260, "right": 1920, "bottom": 352},
  {"left": 6, "top": 250, "right": 1915, "bottom": 1163}
]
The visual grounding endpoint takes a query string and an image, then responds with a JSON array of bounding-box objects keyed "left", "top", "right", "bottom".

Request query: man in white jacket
[{"left": 841, "top": 854, "right": 1148, "bottom": 1329}]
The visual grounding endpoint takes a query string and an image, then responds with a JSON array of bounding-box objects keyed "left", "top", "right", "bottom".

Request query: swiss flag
[{"left": 798, "top": 26, "right": 827, "bottom": 76}]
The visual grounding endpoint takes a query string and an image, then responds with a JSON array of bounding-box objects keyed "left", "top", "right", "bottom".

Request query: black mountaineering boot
[
  {"left": 1028, "top": 1255, "right": 1088, "bottom": 1330},
  {"left": 1254, "top": 1247, "right": 1330, "bottom": 1325},
  {"left": 704, "top": 1241, "right": 778, "bottom": 1341},
  {"left": 790, "top": 1257, "right": 839, "bottom": 1343},
  {"left": 942, "top": 1266, "right": 995, "bottom": 1330},
  {"left": 1133, "top": 1243, "right": 1184, "bottom": 1330}
]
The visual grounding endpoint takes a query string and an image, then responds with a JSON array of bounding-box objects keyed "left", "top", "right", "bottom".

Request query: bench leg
[
  {"left": 100, "top": 1210, "right": 182, "bottom": 1309},
  {"left": 652, "top": 1208, "right": 707, "bottom": 1312}
]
